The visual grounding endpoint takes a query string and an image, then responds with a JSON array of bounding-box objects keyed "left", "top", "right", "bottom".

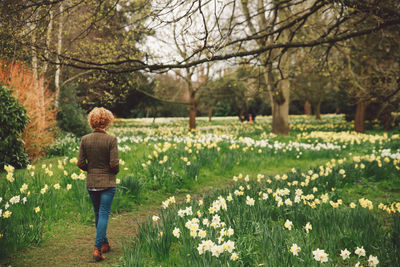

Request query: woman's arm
[
  {"left": 109, "top": 137, "right": 119, "bottom": 174},
  {"left": 77, "top": 139, "right": 88, "bottom": 171}
]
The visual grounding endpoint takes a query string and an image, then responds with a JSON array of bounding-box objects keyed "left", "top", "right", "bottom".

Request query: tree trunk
[
  {"left": 263, "top": 63, "right": 290, "bottom": 135},
  {"left": 189, "top": 91, "right": 196, "bottom": 130},
  {"left": 304, "top": 101, "right": 311, "bottom": 115},
  {"left": 314, "top": 101, "right": 321, "bottom": 120},
  {"left": 380, "top": 111, "right": 393, "bottom": 130},
  {"left": 29, "top": 18, "right": 46, "bottom": 130},
  {"left": 30, "top": 30, "right": 39, "bottom": 93},
  {"left": 271, "top": 80, "right": 290, "bottom": 135},
  {"left": 42, "top": 8, "right": 53, "bottom": 75},
  {"left": 208, "top": 107, "right": 213, "bottom": 122},
  {"left": 354, "top": 101, "right": 367, "bottom": 133},
  {"left": 38, "top": 7, "right": 53, "bottom": 128},
  {"left": 31, "top": 48, "right": 38, "bottom": 91},
  {"left": 55, "top": 2, "right": 63, "bottom": 108}
]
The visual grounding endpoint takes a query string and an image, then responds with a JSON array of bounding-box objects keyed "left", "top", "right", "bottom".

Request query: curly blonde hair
[{"left": 88, "top": 107, "right": 114, "bottom": 130}]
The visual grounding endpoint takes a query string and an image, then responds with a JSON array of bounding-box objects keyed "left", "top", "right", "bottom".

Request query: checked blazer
[{"left": 77, "top": 130, "right": 119, "bottom": 188}]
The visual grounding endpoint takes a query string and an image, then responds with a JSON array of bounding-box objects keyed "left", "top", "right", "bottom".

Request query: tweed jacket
[{"left": 77, "top": 130, "right": 119, "bottom": 188}]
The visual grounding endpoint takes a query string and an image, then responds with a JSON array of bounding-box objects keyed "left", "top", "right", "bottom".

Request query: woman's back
[
  {"left": 78, "top": 129, "right": 119, "bottom": 188},
  {"left": 82, "top": 131, "right": 114, "bottom": 171}
]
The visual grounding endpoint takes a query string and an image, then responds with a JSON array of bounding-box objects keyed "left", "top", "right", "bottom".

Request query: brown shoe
[
  {"left": 93, "top": 248, "right": 105, "bottom": 262},
  {"left": 101, "top": 243, "right": 111, "bottom": 253}
]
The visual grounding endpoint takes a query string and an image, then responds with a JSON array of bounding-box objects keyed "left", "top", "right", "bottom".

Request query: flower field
[
  {"left": 1, "top": 115, "right": 400, "bottom": 266},
  {"left": 124, "top": 153, "right": 400, "bottom": 266}
]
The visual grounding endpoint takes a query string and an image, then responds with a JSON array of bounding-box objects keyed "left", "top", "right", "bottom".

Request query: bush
[
  {"left": 57, "top": 84, "right": 91, "bottom": 137},
  {"left": 0, "top": 84, "right": 29, "bottom": 169}
]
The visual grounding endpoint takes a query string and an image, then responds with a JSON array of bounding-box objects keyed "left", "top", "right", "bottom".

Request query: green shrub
[
  {"left": 57, "top": 84, "right": 91, "bottom": 137},
  {"left": 0, "top": 84, "right": 29, "bottom": 169}
]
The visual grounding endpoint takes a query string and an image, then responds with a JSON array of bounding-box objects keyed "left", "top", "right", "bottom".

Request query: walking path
[{"left": 4, "top": 207, "right": 154, "bottom": 267}]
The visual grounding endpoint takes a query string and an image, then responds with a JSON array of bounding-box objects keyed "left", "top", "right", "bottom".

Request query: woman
[{"left": 77, "top": 107, "right": 119, "bottom": 262}]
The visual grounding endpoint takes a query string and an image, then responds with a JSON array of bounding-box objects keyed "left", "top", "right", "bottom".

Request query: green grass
[{"left": 1, "top": 115, "right": 399, "bottom": 266}]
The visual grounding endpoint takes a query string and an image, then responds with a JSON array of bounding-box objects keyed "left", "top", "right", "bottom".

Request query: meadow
[{"left": 1, "top": 114, "right": 400, "bottom": 266}]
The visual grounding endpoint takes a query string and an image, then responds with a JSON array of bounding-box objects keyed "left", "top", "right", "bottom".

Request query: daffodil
[
  {"left": 246, "top": 196, "right": 255, "bottom": 206},
  {"left": 230, "top": 252, "right": 239, "bottom": 261},
  {"left": 368, "top": 255, "right": 379, "bottom": 267},
  {"left": 198, "top": 229, "right": 207, "bottom": 239},
  {"left": 3, "top": 210, "right": 12, "bottom": 218},
  {"left": 340, "top": 249, "right": 351, "bottom": 260},
  {"left": 172, "top": 227, "right": 180, "bottom": 238},
  {"left": 303, "top": 222, "right": 312, "bottom": 233},
  {"left": 284, "top": 219, "right": 293, "bottom": 230},
  {"left": 290, "top": 243, "right": 301, "bottom": 256},
  {"left": 355, "top": 246, "right": 366, "bottom": 257},
  {"left": 9, "top": 195, "right": 20, "bottom": 205},
  {"left": 152, "top": 215, "right": 160, "bottom": 222},
  {"left": 6, "top": 173, "right": 14, "bottom": 182},
  {"left": 312, "top": 248, "right": 329, "bottom": 263},
  {"left": 20, "top": 183, "right": 28, "bottom": 193}
]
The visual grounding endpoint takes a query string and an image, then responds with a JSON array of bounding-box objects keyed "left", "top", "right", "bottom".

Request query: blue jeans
[{"left": 88, "top": 187, "right": 116, "bottom": 250}]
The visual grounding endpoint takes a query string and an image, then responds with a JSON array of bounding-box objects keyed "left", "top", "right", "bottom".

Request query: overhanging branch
[{"left": 50, "top": 18, "right": 400, "bottom": 73}]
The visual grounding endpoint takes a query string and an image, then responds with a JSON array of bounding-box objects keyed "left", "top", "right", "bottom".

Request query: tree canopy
[{"left": 2, "top": 0, "right": 399, "bottom": 73}]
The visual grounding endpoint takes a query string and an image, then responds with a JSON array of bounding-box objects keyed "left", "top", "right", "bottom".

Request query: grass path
[{"left": 3, "top": 207, "right": 156, "bottom": 266}]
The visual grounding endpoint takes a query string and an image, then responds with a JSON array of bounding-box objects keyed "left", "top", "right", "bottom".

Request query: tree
[
  {"left": 337, "top": 4, "right": 400, "bottom": 132},
  {"left": 342, "top": 35, "right": 400, "bottom": 132},
  {"left": 2, "top": 0, "right": 400, "bottom": 134}
]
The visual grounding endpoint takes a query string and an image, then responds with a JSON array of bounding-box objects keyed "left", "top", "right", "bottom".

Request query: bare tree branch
[{"left": 39, "top": 17, "right": 400, "bottom": 73}]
